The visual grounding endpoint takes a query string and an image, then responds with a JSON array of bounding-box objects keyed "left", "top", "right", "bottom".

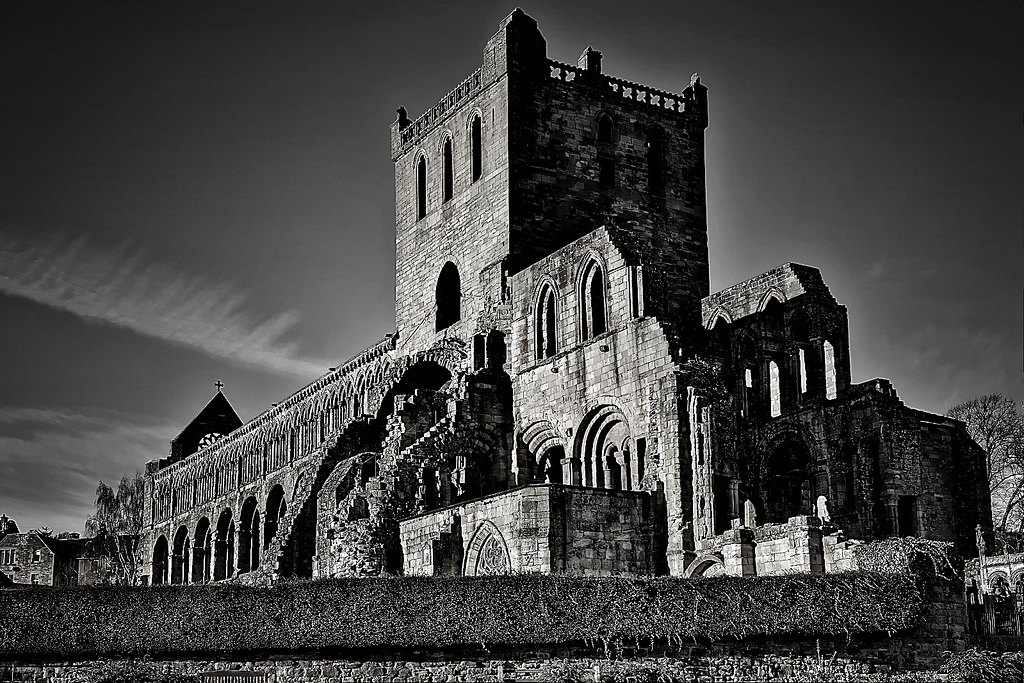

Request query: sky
[{"left": 0, "top": 1, "right": 1020, "bottom": 534}]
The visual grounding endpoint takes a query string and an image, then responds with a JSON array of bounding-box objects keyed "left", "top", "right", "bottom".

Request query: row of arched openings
[
  {"left": 709, "top": 298, "right": 838, "bottom": 419},
  {"left": 153, "top": 355, "right": 395, "bottom": 524},
  {"left": 151, "top": 484, "right": 288, "bottom": 584},
  {"left": 534, "top": 259, "right": 610, "bottom": 360},
  {"left": 416, "top": 114, "right": 483, "bottom": 220},
  {"left": 524, "top": 406, "right": 645, "bottom": 493}
]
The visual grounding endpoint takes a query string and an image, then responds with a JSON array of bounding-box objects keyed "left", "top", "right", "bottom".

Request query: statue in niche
[{"left": 816, "top": 495, "right": 831, "bottom": 522}]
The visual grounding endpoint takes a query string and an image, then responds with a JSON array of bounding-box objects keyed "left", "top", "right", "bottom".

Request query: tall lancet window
[
  {"left": 416, "top": 155, "right": 427, "bottom": 220},
  {"left": 536, "top": 284, "right": 557, "bottom": 360},
  {"left": 580, "top": 260, "right": 606, "bottom": 341},
  {"left": 442, "top": 137, "right": 453, "bottom": 202},
  {"left": 823, "top": 340, "right": 837, "bottom": 399},
  {"left": 470, "top": 115, "right": 482, "bottom": 182}
]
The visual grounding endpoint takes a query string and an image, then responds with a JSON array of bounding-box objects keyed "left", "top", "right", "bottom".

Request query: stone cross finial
[
  {"left": 215, "top": 380, "right": 224, "bottom": 392},
  {"left": 816, "top": 495, "right": 831, "bottom": 522}
]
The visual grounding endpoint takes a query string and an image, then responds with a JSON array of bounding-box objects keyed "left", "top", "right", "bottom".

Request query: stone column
[
  {"left": 721, "top": 527, "right": 756, "bottom": 577},
  {"left": 786, "top": 515, "right": 824, "bottom": 574},
  {"left": 563, "top": 458, "right": 582, "bottom": 486},
  {"left": 729, "top": 479, "right": 741, "bottom": 521},
  {"left": 885, "top": 496, "right": 899, "bottom": 537}
]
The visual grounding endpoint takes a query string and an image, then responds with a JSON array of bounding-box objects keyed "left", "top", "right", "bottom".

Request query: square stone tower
[{"left": 390, "top": 9, "right": 710, "bottom": 360}]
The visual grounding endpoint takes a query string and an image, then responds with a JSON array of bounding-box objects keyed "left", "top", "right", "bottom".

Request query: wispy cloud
[
  {"left": 0, "top": 230, "right": 328, "bottom": 377},
  {"left": 0, "top": 406, "right": 174, "bottom": 534}
]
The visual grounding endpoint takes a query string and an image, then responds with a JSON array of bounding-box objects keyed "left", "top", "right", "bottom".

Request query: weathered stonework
[
  {"left": 0, "top": 533, "right": 81, "bottom": 587},
  {"left": 137, "top": 9, "right": 989, "bottom": 587}
]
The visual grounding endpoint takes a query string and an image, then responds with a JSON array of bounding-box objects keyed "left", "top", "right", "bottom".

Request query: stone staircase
[{"left": 250, "top": 418, "right": 377, "bottom": 582}]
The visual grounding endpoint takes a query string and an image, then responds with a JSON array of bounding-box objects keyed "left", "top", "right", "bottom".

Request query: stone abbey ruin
[{"left": 140, "top": 9, "right": 990, "bottom": 588}]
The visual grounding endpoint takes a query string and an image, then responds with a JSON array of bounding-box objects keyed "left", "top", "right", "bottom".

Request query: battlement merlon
[{"left": 390, "top": 8, "right": 707, "bottom": 160}]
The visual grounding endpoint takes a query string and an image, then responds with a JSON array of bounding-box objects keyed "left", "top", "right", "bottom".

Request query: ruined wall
[
  {"left": 509, "top": 228, "right": 684, "bottom": 572},
  {"left": 141, "top": 338, "right": 396, "bottom": 585},
  {"left": 400, "top": 484, "right": 651, "bottom": 577},
  {"left": 697, "top": 262, "right": 988, "bottom": 557}
]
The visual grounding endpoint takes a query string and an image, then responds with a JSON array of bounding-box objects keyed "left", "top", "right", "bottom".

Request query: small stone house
[{"left": 0, "top": 533, "right": 83, "bottom": 587}]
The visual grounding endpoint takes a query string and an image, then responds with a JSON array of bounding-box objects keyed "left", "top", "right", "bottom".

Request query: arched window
[
  {"left": 761, "top": 297, "right": 784, "bottom": 337},
  {"left": 710, "top": 316, "right": 729, "bottom": 355},
  {"left": 535, "top": 284, "right": 557, "bottom": 360},
  {"left": 471, "top": 115, "right": 482, "bottom": 182},
  {"left": 823, "top": 340, "right": 837, "bottom": 399},
  {"left": 769, "top": 360, "right": 781, "bottom": 417},
  {"left": 597, "top": 113, "right": 613, "bottom": 143},
  {"left": 580, "top": 260, "right": 606, "bottom": 340},
  {"left": 789, "top": 310, "right": 811, "bottom": 397},
  {"left": 736, "top": 335, "right": 756, "bottom": 418},
  {"left": 442, "top": 137, "right": 453, "bottom": 202},
  {"left": 646, "top": 126, "right": 664, "bottom": 195},
  {"left": 416, "top": 155, "right": 427, "bottom": 220},
  {"left": 435, "top": 262, "right": 461, "bottom": 331}
]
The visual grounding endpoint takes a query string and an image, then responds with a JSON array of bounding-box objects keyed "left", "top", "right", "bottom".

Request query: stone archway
[
  {"left": 151, "top": 535, "right": 169, "bottom": 585},
  {"left": 191, "top": 517, "right": 212, "bottom": 583},
  {"left": 171, "top": 525, "right": 190, "bottom": 584},
  {"left": 759, "top": 434, "right": 813, "bottom": 524},
  {"left": 573, "top": 404, "right": 633, "bottom": 490},
  {"left": 464, "top": 522, "right": 511, "bottom": 576},
  {"left": 685, "top": 554, "right": 726, "bottom": 578}
]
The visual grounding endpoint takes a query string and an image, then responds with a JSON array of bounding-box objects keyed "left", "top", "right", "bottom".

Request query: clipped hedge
[{"left": 0, "top": 572, "right": 922, "bottom": 658}]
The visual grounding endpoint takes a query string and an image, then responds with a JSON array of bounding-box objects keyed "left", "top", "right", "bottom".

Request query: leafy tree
[
  {"left": 84, "top": 473, "right": 145, "bottom": 584},
  {"left": 947, "top": 394, "right": 1024, "bottom": 543}
]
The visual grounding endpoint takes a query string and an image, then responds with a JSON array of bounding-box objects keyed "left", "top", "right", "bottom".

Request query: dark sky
[{"left": 1, "top": 1, "right": 1020, "bottom": 533}]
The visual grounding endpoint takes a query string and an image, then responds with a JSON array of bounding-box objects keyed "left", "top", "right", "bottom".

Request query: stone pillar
[
  {"left": 786, "top": 515, "right": 824, "bottom": 574},
  {"left": 564, "top": 458, "right": 582, "bottom": 487},
  {"left": 885, "top": 496, "right": 899, "bottom": 537},
  {"left": 729, "top": 479, "right": 741, "bottom": 520},
  {"left": 721, "top": 527, "right": 756, "bottom": 577}
]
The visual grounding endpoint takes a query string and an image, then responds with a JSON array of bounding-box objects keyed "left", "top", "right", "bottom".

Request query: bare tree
[
  {"left": 84, "top": 473, "right": 145, "bottom": 584},
  {"left": 947, "top": 394, "right": 1024, "bottom": 541}
]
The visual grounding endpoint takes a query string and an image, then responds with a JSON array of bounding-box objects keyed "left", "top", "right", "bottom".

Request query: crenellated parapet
[
  {"left": 547, "top": 60, "right": 707, "bottom": 128},
  {"left": 392, "top": 70, "right": 484, "bottom": 158}
]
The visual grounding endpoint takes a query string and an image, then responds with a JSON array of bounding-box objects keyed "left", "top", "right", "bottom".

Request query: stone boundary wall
[{"left": 0, "top": 634, "right": 948, "bottom": 683}]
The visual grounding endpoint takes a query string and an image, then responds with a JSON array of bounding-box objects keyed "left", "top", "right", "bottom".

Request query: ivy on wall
[{"left": 0, "top": 572, "right": 923, "bottom": 658}]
